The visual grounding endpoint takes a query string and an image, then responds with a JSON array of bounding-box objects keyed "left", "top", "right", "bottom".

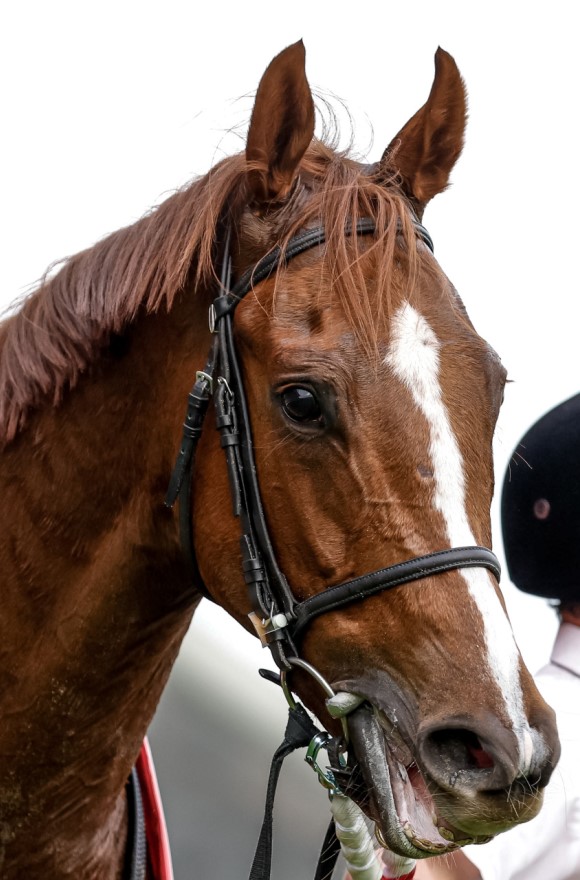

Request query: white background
[{"left": 2, "top": 0, "right": 577, "bottom": 706}]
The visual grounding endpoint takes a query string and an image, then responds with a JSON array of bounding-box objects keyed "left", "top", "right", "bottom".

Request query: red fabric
[
  {"left": 136, "top": 739, "right": 174, "bottom": 880},
  {"left": 383, "top": 871, "right": 416, "bottom": 880}
]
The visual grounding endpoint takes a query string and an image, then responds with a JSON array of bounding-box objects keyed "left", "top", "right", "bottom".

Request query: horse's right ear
[{"left": 246, "top": 41, "right": 315, "bottom": 206}]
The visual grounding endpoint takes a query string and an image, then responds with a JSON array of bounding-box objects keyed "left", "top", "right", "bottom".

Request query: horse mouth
[{"left": 346, "top": 703, "right": 488, "bottom": 858}]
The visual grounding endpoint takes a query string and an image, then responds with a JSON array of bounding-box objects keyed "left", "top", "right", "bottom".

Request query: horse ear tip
[
  {"left": 434, "top": 47, "right": 463, "bottom": 78},
  {"left": 273, "top": 39, "right": 306, "bottom": 68},
  {"left": 435, "top": 46, "right": 453, "bottom": 64},
  {"left": 289, "top": 38, "right": 306, "bottom": 57}
]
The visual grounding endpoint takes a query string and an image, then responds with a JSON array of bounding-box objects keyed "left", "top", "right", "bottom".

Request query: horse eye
[{"left": 280, "top": 386, "right": 323, "bottom": 425}]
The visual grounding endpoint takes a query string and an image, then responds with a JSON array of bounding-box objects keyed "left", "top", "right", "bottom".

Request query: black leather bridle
[{"left": 165, "top": 216, "right": 501, "bottom": 671}]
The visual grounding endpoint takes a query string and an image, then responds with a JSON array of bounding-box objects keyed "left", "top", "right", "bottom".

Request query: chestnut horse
[{"left": 0, "top": 41, "right": 559, "bottom": 879}]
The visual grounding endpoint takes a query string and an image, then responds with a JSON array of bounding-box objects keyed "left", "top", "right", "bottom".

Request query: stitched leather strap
[
  {"left": 291, "top": 546, "right": 501, "bottom": 642},
  {"left": 217, "top": 217, "right": 433, "bottom": 317}
]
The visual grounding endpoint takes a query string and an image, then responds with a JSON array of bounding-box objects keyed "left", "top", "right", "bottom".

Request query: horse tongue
[{"left": 347, "top": 703, "right": 453, "bottom": 858}]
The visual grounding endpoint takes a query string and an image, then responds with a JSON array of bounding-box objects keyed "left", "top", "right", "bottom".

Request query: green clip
[{"left": 305, "top": 732, "right": 343, "bottom": 795}]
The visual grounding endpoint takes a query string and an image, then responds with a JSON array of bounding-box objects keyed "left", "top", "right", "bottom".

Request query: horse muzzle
[{"left": 337, "top": 690, "right": 559, "bottom": 859}]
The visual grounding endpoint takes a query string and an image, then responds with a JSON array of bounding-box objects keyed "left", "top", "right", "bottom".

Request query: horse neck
[{"left": 0, "top": 288, "right": 210, "bottom": 878}]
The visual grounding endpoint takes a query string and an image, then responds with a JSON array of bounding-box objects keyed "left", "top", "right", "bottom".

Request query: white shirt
[{"left": 465, "top": 622, "right": 580, "bottom": 880}]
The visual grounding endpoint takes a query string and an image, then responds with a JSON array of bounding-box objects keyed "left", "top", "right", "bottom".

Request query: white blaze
[{"left": 385, "top": 303, "right": 531, "bottom": 766}]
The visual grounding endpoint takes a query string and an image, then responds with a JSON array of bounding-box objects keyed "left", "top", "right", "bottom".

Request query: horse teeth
[
  {"left": 403, "top": 822, "right": 454, "bottom": 854},
  {"left": 438, "top": 826, "right": 456, "bottom": 842},
  {"left": 418, "top": 837, "right": 446, "bottom": 850}
]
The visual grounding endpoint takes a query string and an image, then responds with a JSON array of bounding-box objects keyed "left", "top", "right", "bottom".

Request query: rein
[{"left": 165, "top": 216, "right": 501, "bottom": 880}]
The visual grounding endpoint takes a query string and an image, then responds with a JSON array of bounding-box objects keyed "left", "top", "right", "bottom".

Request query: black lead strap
[
  {"left": 249, "top": 714, "right": 343, "bottom": 880},
  {"left": 249, "top": 704, "right": 322, "bottom": 880},
  {"left": 313, "top": 820, "right": 342, "bottom": 880}
]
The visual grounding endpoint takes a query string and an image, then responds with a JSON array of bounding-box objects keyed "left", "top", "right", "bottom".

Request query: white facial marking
[
  {"left": 385, "top": 303, "right": 531, "bottom": 768},
  {"left": 522, "top": 729, "right": 534, "bottom": 776}
]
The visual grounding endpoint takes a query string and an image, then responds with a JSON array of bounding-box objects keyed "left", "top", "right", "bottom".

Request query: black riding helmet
[{"left": 501, "top": 393, "right": 580, "bottom": 602}]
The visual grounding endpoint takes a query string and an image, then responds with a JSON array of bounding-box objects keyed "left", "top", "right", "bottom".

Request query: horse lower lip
[{"left": 348, "top": 703, "right": 457, "bottom": 858}]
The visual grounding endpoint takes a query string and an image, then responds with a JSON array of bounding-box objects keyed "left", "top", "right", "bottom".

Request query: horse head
[
  {"left": 0, "top": 40, "right": 560, "bottom": 877},
  {"left": 192, "top": 42, "right": 559, "bottom": 859}
]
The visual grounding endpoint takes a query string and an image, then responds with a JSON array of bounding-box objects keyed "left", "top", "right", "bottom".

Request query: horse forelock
[
  {"left": 261, "top": 147, "right": 423, "bottom": 359},
  {"left": 0, "top": 140, "right": 423, "bottom": 445}
]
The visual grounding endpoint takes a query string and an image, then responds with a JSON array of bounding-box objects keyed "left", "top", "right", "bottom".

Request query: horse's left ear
[
  {"left": 382, "top": 47, "right": 467, "bottom": 215},
  {"left": 246, "top": 40, "right": 315, "bottom": 205}
]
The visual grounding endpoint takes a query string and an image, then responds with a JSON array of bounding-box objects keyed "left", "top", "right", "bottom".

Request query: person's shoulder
[
  {"left": 535, "top": 658, "right": 580, "bottom": 699},
  {"left": 535, "top": 662, "right": 580, "bottom": 743}
]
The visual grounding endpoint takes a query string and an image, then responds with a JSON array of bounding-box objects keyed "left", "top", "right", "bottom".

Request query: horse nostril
[
  {"left": 464, "top": 735, "right": 495, "bottom": 770},
  {"left": 426, "top": 728, "right": 495, "bottom": 777},
  {"left": 417, "top": 718, "right": 524, "bottom": 794},
  {"left": 416, "top": 710, "right": 558, "bottom": 805}
]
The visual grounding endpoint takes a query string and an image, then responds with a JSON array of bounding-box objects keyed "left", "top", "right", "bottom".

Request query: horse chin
[{"left": 347, "top": 703, "right": 483, "bottom": 859}]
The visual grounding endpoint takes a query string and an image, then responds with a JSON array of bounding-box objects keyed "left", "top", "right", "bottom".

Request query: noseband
[{"left": 166, "top": 216, "right": 500, "bottom": 670}]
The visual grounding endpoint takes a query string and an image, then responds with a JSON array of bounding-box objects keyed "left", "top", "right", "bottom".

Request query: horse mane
[{"left": 0, "top": 140, "right": 417, "bottom": 445}]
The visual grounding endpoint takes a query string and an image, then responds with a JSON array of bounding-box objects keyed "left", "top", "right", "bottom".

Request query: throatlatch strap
[{"left": 249, "top": 705, "right": 320, "bottom": 880}]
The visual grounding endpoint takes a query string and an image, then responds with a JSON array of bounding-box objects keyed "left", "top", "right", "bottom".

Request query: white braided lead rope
[
  {"left": 330, "top": 794, "right": 382, "bottom": 880},
  {"left": 330, "top": 795, "right": 416, "bottom": 880}
]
